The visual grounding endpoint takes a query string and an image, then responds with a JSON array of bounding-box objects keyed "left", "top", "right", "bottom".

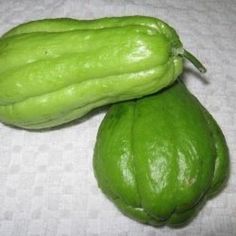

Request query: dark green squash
[{"left": 93, "top": 80, "right": 229, "bottom": 226}]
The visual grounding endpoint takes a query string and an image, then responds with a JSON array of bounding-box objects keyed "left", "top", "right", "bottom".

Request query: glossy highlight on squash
[
  {"left": 0, "top": 16, "right": 204, "bottom": 129},
  {"left": 93, "top": 80, "right": 229, "bottom": 226}
]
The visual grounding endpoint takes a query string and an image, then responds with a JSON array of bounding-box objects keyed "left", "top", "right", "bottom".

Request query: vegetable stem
[{"left": 183, "top": 49, "right": 207, "bottom": 73}]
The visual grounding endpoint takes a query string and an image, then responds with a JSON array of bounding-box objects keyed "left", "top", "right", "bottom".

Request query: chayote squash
[
  {"left": 93, "top": 80, "right": 229, "bottom": 226},
  {"left": 0, "top": 16, "right": 205, "bottom": 129}
]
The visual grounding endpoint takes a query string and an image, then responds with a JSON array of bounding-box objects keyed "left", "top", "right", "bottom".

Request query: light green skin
[
  {"left": 0, "top": 16, "right": 183, "bottom": 129},
  {"left": 93, "top": 80, "right": 229, "bottom": 226}
]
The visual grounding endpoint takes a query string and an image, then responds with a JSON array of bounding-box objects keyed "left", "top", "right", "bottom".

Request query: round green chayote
[{"left": 94, "top": 80, "right": 229, "bottom": 227}]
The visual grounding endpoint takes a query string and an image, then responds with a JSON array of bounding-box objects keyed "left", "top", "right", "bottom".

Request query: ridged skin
[
  {"left": 0, "top": 16, "right": 183, "bottom": 129},
  {"left": 93, "top": 80, "right": 229, "bottom": 226}
]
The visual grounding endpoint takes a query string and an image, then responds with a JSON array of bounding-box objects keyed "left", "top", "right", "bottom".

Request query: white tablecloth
[{"left": 0, "top": 0, "right": 235, "bottom": 235}]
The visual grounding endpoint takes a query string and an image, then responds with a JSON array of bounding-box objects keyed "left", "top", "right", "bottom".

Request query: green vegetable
[
  {"left": 93, "top": 80, "right": 229, "bottom": 226},
  {"left": 0, "top": 16, "right": 205, "bottom": 129}
]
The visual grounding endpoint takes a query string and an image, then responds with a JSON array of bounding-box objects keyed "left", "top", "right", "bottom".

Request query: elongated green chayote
[{"left": 0, "top": 16, "right": 205, "bottom": 129}]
